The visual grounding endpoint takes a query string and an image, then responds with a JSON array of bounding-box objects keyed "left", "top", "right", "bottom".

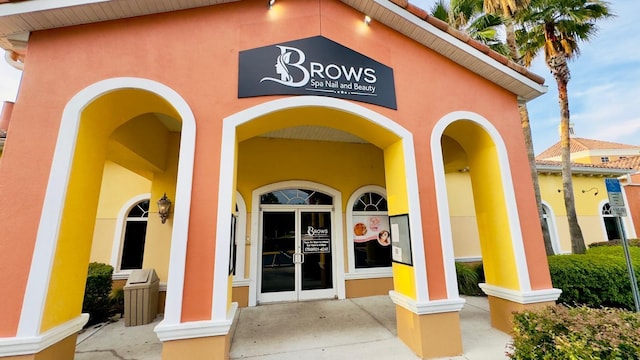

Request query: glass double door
[{"left": 259, "top": 208, "right": 334, "bottom": 303}]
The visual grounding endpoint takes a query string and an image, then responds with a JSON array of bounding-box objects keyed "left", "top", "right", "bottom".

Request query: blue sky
[{"left": 1, "top": 0, "right": 638, "bottom": 155}]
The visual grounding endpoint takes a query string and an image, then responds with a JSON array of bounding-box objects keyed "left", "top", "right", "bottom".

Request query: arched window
[
  {"left": 602, "top": 202, "right": 623, "bottom": 241},
  {"left": 260, "top": 188, "right": 333, "bottom": 205},
  {"left": 347, "top": 187, "right": 391, "bottom": 273},
  {"left": 120, "top": 200, "right": 149, "bottom": 270},
  {"left": 541, "top": 202, "right": 561, "bottom": 254}
]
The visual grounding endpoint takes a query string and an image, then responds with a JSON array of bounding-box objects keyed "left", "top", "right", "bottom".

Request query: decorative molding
[
  {"left": 479, "top": 283, "right": 562, "bottom": 304},
  {"left": 344, "top": 270, "right": 392, "bottom": 280},
  {"left": 112, "top": 272, "right": 130, "bottom": 281},
  {"left": 389, "top": 291, "right": 465, "bottom": 315},
  {"left": 0, "top": 314, "right": 88, "bottom": 357},
  {"left": 232, "top": 279, "right": 250, "bottom": 287},
  {"left": 454, "top": 257, "right": 482, "bottom": 263},
  {"left": 154, "top": 303, "right": 237, "bottom": 342}
]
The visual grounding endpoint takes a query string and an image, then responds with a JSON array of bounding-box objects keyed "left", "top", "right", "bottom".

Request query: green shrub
[
  {"left": 589, "top": 239, "right": 640, "bottom": 248},
  {"left": 548, "top": 246, "right": 640, "bottom": 310},
  {"left": 455, "top": 262, "right": 484, "bottom": 296},
  {"left": 82, "top": 262, "right": 114, "bottom": 325},
  {"left": 109, "top": 288, "right": 124, "bottom": 318},
  {"left": 508, "top": 305, "right": 640, "bottom": 360}
]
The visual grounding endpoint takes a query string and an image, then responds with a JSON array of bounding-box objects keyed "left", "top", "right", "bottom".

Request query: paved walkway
[{"left": 75, "top": 296, "right": 511, "bottom": 360}]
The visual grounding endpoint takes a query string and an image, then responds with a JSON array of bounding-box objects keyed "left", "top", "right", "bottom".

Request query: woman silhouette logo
[{"left": 261, "top": 45, "right": 310, "bottom": 87}]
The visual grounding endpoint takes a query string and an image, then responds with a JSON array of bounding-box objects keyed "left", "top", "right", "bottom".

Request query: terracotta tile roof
[
  {"left": 607, "top": 156, "right": 640, "bottom": 171},
  {"left": 389, "top": 0, "right": 545, "bottom": 85},
  {"left": 536, "top": 137, "right": 640, "bottom": 160}
]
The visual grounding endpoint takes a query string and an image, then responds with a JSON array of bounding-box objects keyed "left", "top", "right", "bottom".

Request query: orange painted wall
[
  {"left": 625, "top": 178, "right": 640, "bottom": 236},
  {"left": 0, "top": 0, "right": 551, "bottom": 332}
]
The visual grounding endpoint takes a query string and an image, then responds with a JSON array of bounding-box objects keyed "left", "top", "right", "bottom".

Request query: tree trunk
[
  {"left": 507, "top": 21, "right": 555, "bottom": 255},
  {"left": 519, "top": 102, "right": 555, "bottom": 255},
  {"left": 552, "top": 56, "right": 586, "bottom": 254}
]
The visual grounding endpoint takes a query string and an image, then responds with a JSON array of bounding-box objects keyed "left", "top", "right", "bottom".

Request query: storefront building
[{"left": 0, "top": 1, "right": 560, "bottom": 359}]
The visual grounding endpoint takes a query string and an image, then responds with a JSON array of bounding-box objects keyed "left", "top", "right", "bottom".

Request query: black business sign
[{"left": 238, "top": 36, "right": 397, "bottom": 110}]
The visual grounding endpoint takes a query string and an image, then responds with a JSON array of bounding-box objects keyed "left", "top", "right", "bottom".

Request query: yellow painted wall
[
  {"left": 90, "top": 161, "right": 152, "bottom": 265},
  {"left": 237, "top": 137, "right": 386, "bottom": 209},
  {"left": 538, "top": 174, "right": 613, "bottom": 252},
  {"left": 142, "top": 133, "right": 180, "bottom": 282},
  {"left": 445, "top": 172, "right": 481, "bottom": 259},
  {"left": 41, "top": 89, "right": 179, "bottom": 332},
  {"left": 443, "top": 121, "right": 519, "bottom": 291}
]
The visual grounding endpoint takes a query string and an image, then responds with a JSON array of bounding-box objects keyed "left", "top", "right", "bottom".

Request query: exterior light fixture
[
  {"left": 364, "top": 15, "right": 372, "bottom": 25},
  {"left": 157, "top": 193, "right": 172, "bottom": 224},
  {"left": 582, "top": 187, "right": 599, "bottom": 196},
  {"left": 268, "top": 0, "right": 275, "bottom": 9}
]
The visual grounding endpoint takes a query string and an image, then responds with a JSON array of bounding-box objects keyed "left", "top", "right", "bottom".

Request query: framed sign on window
[{"left": 390, "top": 214, "right": 412, "bottom": 266}]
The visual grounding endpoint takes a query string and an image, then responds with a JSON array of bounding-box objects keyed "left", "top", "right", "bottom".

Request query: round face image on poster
[
  {"left": 354, "top": 222, "right": 367, "bottom": 236},
  {"left": 377, "top": 230, "right": 391, "bottom": 246}
]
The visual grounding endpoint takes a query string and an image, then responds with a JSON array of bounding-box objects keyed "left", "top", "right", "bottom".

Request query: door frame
[
  {"left": 249, "top": 181, "right": 345, "bottom": 306},
  {"left": 258, "top": 206, "right": 335, "bottom": 304}
]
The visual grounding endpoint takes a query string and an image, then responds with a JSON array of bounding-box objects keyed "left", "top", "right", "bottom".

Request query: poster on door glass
[
  {"left": 302, "top": 226, "right": 331, "bottom": 253},
  {"left": 352, "top": 215, "right": 391, "bottom": 247}
]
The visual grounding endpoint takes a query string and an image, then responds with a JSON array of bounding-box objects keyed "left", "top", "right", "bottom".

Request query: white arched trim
[
  {"left": 110, "top": 193, "right": 152, "bottom": 279},
  {"left": 541, "top": 200, "right": 563, "bottom": 255},
  {"left": 216, "top": 96, "right": 428, "bottom": 317},
  {"left": 17, "top": 78, "right": 196, "bottom": 346},
  {"left": 345, "top": 185, "right": 393, "bottom": 279},
  {"left": 248, "top": 181, "right": 345, "bottom": 306},
  {"left": 597, "top": 199, "right": 634, "bottom": 241},
  {"left": 431, "top": 111, "right": 533, "bottom": 300},
  {"left": 599, "top": 200, "right": 614, "bottom": 241}
]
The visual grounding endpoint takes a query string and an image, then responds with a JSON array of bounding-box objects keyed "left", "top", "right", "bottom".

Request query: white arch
[
  {"left": 248, "top": 180, "right": 345, "bottom": 306},
  {"left": 541, "top": 200, "right": 563, "bottom": 254},
  {"left": 18, "top": 78, "right": 196, "bottom": 341},
  {"left": 110, "top": 193, "right": 152, "bottom": 276},
  {"left": 430, "top": 111, "right": 532, "bottom": 299},
  {"left": 215, "top": 96, "right": 428, "bottom": 320}
]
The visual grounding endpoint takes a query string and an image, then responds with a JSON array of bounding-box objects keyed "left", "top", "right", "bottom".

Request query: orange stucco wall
[
  {"left": 0, "top": 0, "right": 551, "bottom": 335},
  {"left": 625, "top": 177, "right": 640, "bottom": 236}
]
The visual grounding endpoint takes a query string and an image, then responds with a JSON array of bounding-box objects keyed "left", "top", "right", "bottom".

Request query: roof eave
[{"left": 536, "top": 164, "right": 634, "bottom": 176}]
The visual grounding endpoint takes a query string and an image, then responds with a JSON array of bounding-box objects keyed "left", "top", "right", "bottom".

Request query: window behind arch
[
  {"left": 352, "top": 192, "right": 391, "bottom": 268},
  {"left": 120, "top": 200, "right": 149, "bottom": 270},
  {"left": 260, "top": 188, "right": 333, "bottom": 205}
]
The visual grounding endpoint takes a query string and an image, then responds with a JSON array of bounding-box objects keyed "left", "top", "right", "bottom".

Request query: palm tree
[
  {"left": 483, "top": 0, "right": 556, "bottom": 256},
  {"left": 516, "top": 0, "right": 613, "bottom": 254},
  {"left": 430, "top": 0, "right": 509, "bottom": 55}
]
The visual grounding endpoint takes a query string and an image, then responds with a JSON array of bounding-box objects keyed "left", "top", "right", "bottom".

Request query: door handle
[{"left": 293, "top": 252, "right": 305, "bottom": 264}]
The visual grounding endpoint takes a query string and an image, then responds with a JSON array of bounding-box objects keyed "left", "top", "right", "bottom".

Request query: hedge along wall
[{"left": 548, "top": 244, "right": 640, "bottom": 310}]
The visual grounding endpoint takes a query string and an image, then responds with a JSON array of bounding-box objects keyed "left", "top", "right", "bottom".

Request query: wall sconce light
[
  {"left": 364, "top": 15, "right": 372, "bottom": 25},
  {"left": 582, "top": 187, "right": 599, "bottom": 196},
  {"left": 157, "top": 193, "right": 172, "bottom": 224},
  {"left": 268, "top": 0, "right": 275, "bottom": 9}
]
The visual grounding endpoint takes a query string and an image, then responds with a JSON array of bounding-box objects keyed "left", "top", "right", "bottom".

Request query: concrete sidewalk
[{"left": 75, "top": 296, "right": 511, "bottom": 360}]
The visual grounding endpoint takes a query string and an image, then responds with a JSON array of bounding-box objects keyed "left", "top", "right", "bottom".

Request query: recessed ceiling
[{"left": 260, "top": 125, "right": 368, "bottom": 143}]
